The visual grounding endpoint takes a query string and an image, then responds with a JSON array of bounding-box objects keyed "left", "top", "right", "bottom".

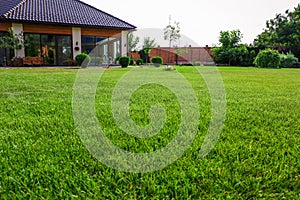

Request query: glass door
[
  {"left": 56, "top": 35, "right": 72, "bottom": 65},
  {"left": 41, "top": 35, "right": 56, "bottom": 65}
]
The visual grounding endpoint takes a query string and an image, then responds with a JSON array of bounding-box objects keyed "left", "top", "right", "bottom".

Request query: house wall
[
  {"left": 0, "top": 22, "right": 12, "bottom": 31},
  {"left": 81, "top": 27, "right": 120, "bottom": 37},
  {"left": 0, "top": 22, "right": 129, "bottom": 65},
  {"left": 23, "top": 24, "right": 72, "bottom": 35},
  {"left": 72, "top": 27, "right": 81, "bottom": 59},
  {"left": 12, "top": 23, "right": 25, "bottom": 58}
]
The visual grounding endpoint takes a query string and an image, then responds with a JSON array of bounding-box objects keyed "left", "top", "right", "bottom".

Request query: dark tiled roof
[
  {"left": 0, "top": 0, "right": 22, "bottom": 16},
  {"left": 0, "top": 0, "right": 136, "bottom": 29}
]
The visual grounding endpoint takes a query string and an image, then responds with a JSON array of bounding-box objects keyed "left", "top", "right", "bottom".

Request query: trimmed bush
[
  {"left": 280, "top": 53, "right": 298, "bottom": 68},
  {"left": 151, "top": 56, "right": 163, "bottom": 67},
  {"left": 136, "top": 58, "right": 143, "bottom": 65},
  {"left": 119, "top": 56, "right": 130, "bottom": 68},
  {"left": 129, "top": 58, "right": 134, "bottom": 66},
  {"left": 254, "top": 49, "right": 280, "bottom": 68},
  {"left": 75, "top": 53, "right": 91, "bottom": 68},
  {"left": 115, "top": 56, "right": 120, "bottom": 64}
]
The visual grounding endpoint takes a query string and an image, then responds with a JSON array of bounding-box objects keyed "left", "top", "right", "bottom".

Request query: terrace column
[
  {"left": 12, "top": 23, "right": 25, "bottom": 58},
  {"left": 72, "top": 27, "right": 82, "bottom": 59},
  {"left": 121, "top": 31, "right": 129, "bottom": 56}
]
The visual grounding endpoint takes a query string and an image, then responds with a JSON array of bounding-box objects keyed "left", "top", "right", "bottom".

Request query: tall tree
[
  {"left": 254, "top": 4, "right": 300, "bottom": 58},
  {"left": 142, "top": 36, "right": 157, "bottom": 49},
  {"left": 212, "top": 30, "right": 252, "bottom": 65},
  {"left": 128, "top": 32, "right": 140, "bottom": 52},
  {"left": 218, "top": 30, "right": 242, "bottom": 48},
  {"left": 139, "top": 36, "right": 157, "bottom": 64},
  {"left": 164, "top": 16, "right": 181, "bottom": 65}
]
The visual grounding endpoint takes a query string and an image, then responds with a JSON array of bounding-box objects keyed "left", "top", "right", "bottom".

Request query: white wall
[
  {"left": 72, "top": 27, "right": 82, "bottom": 59},
  {"left": 121, "top": 31, "right": 129, "bottom": 56},
  {"left": 12, "top": 23, "right": 25, "bottom": 58}
]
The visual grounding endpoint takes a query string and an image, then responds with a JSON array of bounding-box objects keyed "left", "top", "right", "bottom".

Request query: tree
[
  {"left": 138, "top": 36, "right": 157, "bottom": 64},
  {"left": 254, "top": 4, "right": 300, "bottom": 58},
  {"left": 142, "top": 36, "right": 157, "bottom": 49},
  {"left": 212, "top": 30, "right": 253, "bottom": 65},
  {"left": 219, "top": 30, "right": 242, "bottom": 48},
  {"left": 164, "top": 16, "right": 181, "bottom": 65},
  {"left": 128, "top": 32, "right": 140, "bottom": 52},
  {"left": 0, "top": 28, "right": 26, "bottom": 55}
]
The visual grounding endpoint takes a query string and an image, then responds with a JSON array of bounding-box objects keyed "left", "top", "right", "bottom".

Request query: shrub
[
  {"left": 129, "top": 58, "right": 134, "bottom": 66},
  {"left": 75, "top": 53, "right": 91, "bottom": 68},
  {"left": 254, "top": 49, "right": 280, "bottom": 68},
  {"left": 119, "top": 56, "right": 130, "bottom": 68},
  {"left": 136, "top": 58, "right": 143, "bottom": 65},
  {"left": 280, "top": 53, "right": 299, "bottom": 68},
  {"left": 193, "top": 61, "right": 203, "bottom": 66},
  {"left": 151, "top": 56, "right": 163, "bottom": 67},
  {"left": 115, "top": 56, "right": 120, "bottom": 64}
]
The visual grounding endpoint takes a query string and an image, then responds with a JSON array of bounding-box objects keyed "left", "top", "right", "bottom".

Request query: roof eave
[{"left": 0, "top": 18, "right": 136, "bottom": 30}]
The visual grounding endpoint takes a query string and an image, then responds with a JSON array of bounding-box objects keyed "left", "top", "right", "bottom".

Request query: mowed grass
[{"left": 0, "top": 66, "right": 299, "bottom": 199}]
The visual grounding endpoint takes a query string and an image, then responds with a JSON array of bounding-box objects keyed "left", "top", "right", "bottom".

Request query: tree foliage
[
  {"left": 218, "top": 30, "right": 242, "bottom": 48},
  {"left": 164, "top": 16, "right": 181, "bottom": 46},
  {"left": 164, "top": 16, "right": 181, "bottom": 64},
  {"left": 254, "top": 4, "right": 300, "bottom": 58},
  {"left": 128, "top": 33, "right": 140, "bottom": 52},
  {"left": 0, "top": 28, "right": 26, "bottom": 50},
  {"left": 254, "top": 49, "right": 281, "bottom": 68},
  {"left": 280, "top": 52, "right": 299, "bottom": 68},
  {"left": 212, "top": 30, "right": 256, "bottom": 66},
  {"left": 142, "top": 36, "right": 157, "bottom": 49}
]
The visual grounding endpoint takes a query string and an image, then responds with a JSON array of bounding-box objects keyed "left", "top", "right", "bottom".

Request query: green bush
[
  {"left": 254, "top": 49, "right": 280, "bottom": 68},
  {"left": 280, "top": 53, "right": 298, "bottom": 68},
  {"left": 136, "top": 58, "right": 143, "bottom": 65},
  {"left": 151, "top": 56, "right": 163, "bottom": 67},
  {"left": 115, "top": 56, "right": 120, "bottom": 64},
  {"left": 119, "top": 56, "right": 130, "bottom": 68},
  {"left": 75, "top": 53, "right": 91, "bottom": 68},
  {"left": 129, "top": 58, "right": 134, "bottom": 66}
]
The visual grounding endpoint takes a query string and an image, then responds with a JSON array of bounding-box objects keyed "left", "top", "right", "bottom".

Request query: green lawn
[{"left": 0, "top": 66, "right": 299, "bottom": 199}]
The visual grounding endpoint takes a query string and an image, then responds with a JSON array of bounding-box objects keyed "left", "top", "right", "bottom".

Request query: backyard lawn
[{"left": 0, "top": 66, "right": 299, "bottom": 198}]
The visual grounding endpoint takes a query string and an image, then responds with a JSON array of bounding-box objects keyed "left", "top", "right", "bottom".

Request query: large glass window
[
  {"left": 0, "top": 32, "right": 14, "bottom": 66},
  {"left": 82, "top": 36, "right": 121, "bottom": 65},
  {"left": 24, "top": 34, "right": 72, "bottom": 66},
  {"left": 25, "top": 34, "right": 41, "bottom": 57},
  {"left": 41, "top": 35, "right": 56, "bottom": 65},
  {"left": 56, "top": 35, "right": 72, "bottom": 65},
  {"left": 82, "top": 36, "right": 106, "bottom": 54}
]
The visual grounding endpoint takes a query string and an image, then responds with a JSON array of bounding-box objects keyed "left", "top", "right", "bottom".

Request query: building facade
[{"left": 0, "top": 0, "right": 136, "bottom": 66}]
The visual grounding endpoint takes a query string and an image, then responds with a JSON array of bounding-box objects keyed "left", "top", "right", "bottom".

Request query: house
[{"left": 0, "top": 0, "right": 136, "bottom": 66}]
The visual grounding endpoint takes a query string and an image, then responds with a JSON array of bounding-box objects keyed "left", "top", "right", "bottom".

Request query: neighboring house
[{"left": 0, "top": 0, "right": 136, "bottom": 66}]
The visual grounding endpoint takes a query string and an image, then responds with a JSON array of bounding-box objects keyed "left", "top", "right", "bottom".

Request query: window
[
  {"left": 81, "top": 36, "right": 121, "bottom": 65},
  {"left": 25, "top": 34, "right": 41, "bottom": 57},
  {"left": 24, "top": 33, "right": 72, "bottom": 66},
  {"left": 0, "top": 32, "right": 14, "bottom": 66}
]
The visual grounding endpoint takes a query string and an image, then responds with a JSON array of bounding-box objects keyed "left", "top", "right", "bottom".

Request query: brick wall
[{"left": 129, "top": 45, "right": 215, "bottom": 65}]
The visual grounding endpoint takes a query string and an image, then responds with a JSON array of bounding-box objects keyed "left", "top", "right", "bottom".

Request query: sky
[{"left": 82, "top": 0, "right": 299, "bottom": 47}]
